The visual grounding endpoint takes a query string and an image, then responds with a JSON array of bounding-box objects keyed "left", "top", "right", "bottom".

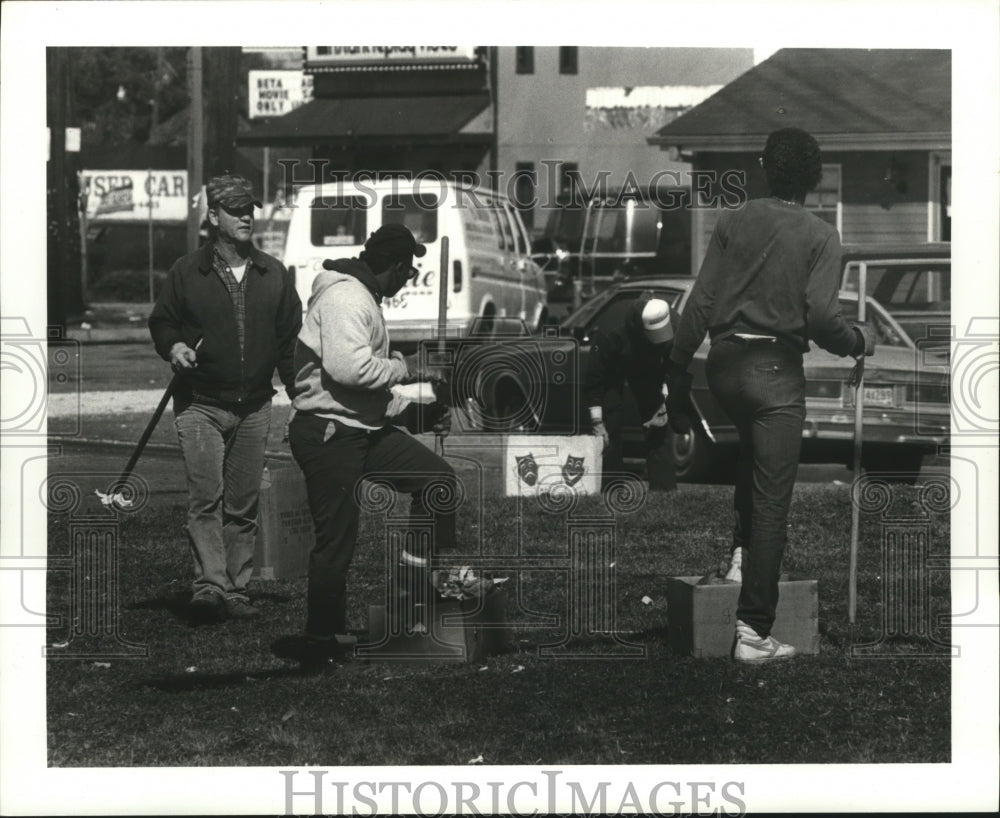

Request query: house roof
[
  {"left": 237, "top": 94, "right": 491, "bottom": 146},
  {"left": 649, "top": 49, "right": 951, "bottom": 151}
]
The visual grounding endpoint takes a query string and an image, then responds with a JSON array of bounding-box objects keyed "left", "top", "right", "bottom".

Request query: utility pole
[
  {"left": 47, "top": 48, "right": 84, "bottom": 324},
  {"left": 186, "top": 47, "right": 204, "bottom": 253},
  {"left": 47, "top": 48, "right": 68, "bottom": 327}
]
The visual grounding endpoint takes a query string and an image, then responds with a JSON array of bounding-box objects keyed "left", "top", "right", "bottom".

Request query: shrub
[{"left": 88, "top": 269, "right": 167, "bottom": 303}]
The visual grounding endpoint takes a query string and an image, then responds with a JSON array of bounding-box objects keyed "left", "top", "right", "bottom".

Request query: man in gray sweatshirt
[{"left": 284, "top": 223, "right": 468, "bottom": 669}]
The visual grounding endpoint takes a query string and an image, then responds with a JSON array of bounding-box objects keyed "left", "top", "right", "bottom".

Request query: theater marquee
[{"left": 304, "top": 46, "right": 478, "bottom": 67}]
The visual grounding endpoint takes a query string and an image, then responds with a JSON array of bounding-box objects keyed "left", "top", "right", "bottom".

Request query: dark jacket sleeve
[
  {"left": 670, "top": 213, "right": 730, "bottom": 368},
  {"left": 147, "top": 259, "right": 186, "bottom": 361},
  {"left": 804, "top": 231, "right": 857, "bottom": 356},
  {"left": 584, "top": 328, "right": 621, "bottom": 409},
  {"left": 273, "top": 265, "right": 303, "bottom": 397}
]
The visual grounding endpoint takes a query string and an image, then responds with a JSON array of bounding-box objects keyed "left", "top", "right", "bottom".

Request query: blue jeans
[
  {"left": 289, "top": 413, "right": 458, "bottom": 640},
  {"left": 174, "top": 398, "right": 271, "bottom": 602},
  {"left": 706, "top": 337, "right": 806, "bottom": 637}
]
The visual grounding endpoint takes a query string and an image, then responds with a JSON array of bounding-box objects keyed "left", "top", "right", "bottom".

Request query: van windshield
[
  {"left": 382, "top": 193, "right": 438, "bottom": 244},
  {"left": 310, "top": 196, "right": 367, "bottom": 247}
]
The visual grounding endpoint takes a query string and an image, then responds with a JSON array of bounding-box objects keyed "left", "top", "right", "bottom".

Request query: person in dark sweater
[
  {"left": 666, "top": 127, "right": 876, "bottom": 663},
  {"left": 148, "top": 174, "right": 302, "bottom": 623},
  {"left": 585, "top": 295, "right": 679, "bottom": 492}
]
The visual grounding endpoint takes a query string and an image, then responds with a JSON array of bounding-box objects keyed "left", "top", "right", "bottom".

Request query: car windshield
[
  {"left": 563, "top": 286, "right": 687, "bottom": 333},
  {"left": 310, "top": 195, "right": 367, "bottom": 247}
]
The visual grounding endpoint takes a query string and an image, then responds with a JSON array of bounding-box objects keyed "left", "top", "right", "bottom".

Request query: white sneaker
[
  {"left": 733, "top": 619, "right": 796, "bottom": 663},
  {"left": 724, "top": 547, "right": 742, "bottom": 583}
]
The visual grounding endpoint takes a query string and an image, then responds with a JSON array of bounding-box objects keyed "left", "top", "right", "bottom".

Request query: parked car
[
  {"left": 463, "top": 276, "right": 950, "bottom": 482},
  {"left": 840, "top": 243, "right": 951, "bottom": 356},
  {"left": 531, "top": 187, "right": 692, "bottom": 322}
]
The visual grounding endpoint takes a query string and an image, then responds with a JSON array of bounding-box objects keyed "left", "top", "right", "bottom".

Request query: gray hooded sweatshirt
[{"left": 292, "top": 259, "right": 411, "bottom": 429}]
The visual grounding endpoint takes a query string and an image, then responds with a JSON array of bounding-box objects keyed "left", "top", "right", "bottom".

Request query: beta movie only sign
[{"left": 248, "top": 70, "right": 314, "bottom": 119}]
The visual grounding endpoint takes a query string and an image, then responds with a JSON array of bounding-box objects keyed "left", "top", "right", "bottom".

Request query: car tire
[{"left": 671, "top": 426, "right": 729, "bottom": 483}]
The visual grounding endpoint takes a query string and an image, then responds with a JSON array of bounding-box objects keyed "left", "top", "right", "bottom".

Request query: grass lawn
[{"left": 45, "top": 473, "right": 951, "bottom": 767}]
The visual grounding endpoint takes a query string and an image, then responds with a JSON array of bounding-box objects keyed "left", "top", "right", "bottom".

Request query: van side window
[
  {"left": 382, "top": 193, "right": 438, "bottom": 244},
  {"left": 487, "top": 202, "right": 514, "bottom": 251},
  {"left": 310, "top": 196, "right": 367, "bottom": 247},
  {"left": 502, "top": 202, "right": 526, "bottom": 255}
]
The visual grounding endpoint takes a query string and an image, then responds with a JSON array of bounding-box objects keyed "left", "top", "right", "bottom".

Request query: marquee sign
[{"left": 305, "top": 46, "right": 478, "bottom": 66}]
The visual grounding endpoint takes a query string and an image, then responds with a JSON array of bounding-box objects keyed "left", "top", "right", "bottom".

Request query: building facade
[{"left": 648, "top": 49, "right": 952, "bottom": 268}]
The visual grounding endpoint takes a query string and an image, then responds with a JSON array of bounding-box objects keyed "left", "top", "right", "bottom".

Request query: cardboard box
[
  {"left": 362, "top": 588, "right": 510, "bottom": 663},
  {"left": 252, "top": 465, "right": 314, "bottom": 580},
  {"left": 502, "top": 434, "right": 603, "bottom": 497},
  {"left": 666, "top": 577, "right": 819, "bottom": 658}
]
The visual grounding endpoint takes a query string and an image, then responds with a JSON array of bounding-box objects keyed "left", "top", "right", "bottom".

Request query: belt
[{"left": 728, "top": 334, "right": 779, "bottom": 345}]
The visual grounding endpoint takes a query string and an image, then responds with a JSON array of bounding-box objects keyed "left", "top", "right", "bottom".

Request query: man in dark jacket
[
  {"left": 585, "top": 295, "right": 679, "bottom": 492},
  {"left": 666, "top": 128, "right": 876, "bottom": 663},
  {"left": 148, "top": 173, "right": 302, "bottom": 623}
]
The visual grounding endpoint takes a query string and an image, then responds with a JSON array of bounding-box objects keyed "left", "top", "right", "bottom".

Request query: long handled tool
[
  {"left": 435, "top": 236, "right": 450, "bottom": 457},
  {"left": 99, "top": 339, "right": 200, "bottom": 507},
  {"left": 848, "top": 264, "right": 868, "bottom": 628}
]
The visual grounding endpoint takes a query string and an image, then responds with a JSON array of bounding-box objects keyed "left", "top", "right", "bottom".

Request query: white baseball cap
[{"left": 641, "top": 299, "right": 673, "bottom": 344}]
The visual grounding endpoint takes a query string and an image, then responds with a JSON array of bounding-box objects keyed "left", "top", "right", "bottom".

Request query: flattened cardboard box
[
  {"left": 253, "top": 465, "right": 314, "bottom": 580},
  {"left": 502, "top": 434, "right": 603, "bottom": 497},
  {"left": 666, "top": 577, "right": 819, "bottom": 658}
]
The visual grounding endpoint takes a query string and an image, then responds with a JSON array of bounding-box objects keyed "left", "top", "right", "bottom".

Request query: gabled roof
[{"left": 649, "top": 49, "right": 950, "bottom": 152}]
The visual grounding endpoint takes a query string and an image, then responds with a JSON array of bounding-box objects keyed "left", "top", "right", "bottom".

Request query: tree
[{"left": 72, "top": 47, "right": 188, "bottom": 144}]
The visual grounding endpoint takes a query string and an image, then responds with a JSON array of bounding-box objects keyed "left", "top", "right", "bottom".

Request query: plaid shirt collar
[{"left": 196, "top": 241, "right": 268, "bottom": 275}]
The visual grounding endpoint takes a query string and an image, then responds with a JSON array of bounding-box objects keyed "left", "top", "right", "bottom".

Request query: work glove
[
  {"left": 591, "top": 419, "right": 610, "bottom": 449},
  {"left": 664, "top": 367, "right": 693, "bottom": 435},
  {"left": 851, "top": 322, "right": 877, "bottom": 357},
  {"left": 402, "top": 350, "right": 450, "bottom": 391},
  {"left": 405, "top": 402, "right": 452, "bottom": 436},
  {"left": 643, "top": 402, "right": 669, "bottom": 429}
]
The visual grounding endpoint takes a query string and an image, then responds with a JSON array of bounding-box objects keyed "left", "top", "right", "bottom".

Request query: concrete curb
[
  {"left": 65, "top": 327, "right": 151, "bottom": 344},
  {"left": 51, "top": 435, "right": 295, "bottom": 463}
]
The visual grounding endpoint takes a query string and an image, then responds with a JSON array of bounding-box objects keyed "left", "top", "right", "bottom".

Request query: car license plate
[{"left": 845, "top": 386, "right": 895, "bottom": 407}]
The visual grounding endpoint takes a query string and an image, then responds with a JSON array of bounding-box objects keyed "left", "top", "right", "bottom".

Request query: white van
[{"left": 284, "top": 179, "right": 549, "bottom": 342}]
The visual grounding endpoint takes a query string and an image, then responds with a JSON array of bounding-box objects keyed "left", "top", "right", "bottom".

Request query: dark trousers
[
  {"left": 288, "top": 413, "right": 458, "bottom": 640},
  {"left": 604, "top": 408, "right": 677, "bottom": 492},
  {"left": 706, "top": 337, "right": 806, "bottom": 637}
]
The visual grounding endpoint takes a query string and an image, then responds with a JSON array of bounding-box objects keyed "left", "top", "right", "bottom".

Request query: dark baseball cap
[
  {"left": 206, "top": 174, "right": 263, "bottom": 210},
  {"left": 364, "top": 223, "right": 427, "bottom": 260}
]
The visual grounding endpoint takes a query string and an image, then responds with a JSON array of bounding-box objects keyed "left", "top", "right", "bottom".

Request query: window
[
  {"left": 515, "top": 47, "right": 534, "bottom": 75},
  {"left": 804, "top": 164, "right": 841, "bottom": 231},
  {"left": 381, "top": 193, "right": 438, "bottom": 244},
  {"left": 559, "top": 161, "right": 579, "bottom": 201},
  {"left": 559, "top": 46, "right": 578, "bottom": 75},
  {"left": 513, "top": 162, "right": 536, "bottom": 230},
  {"left": 492, "top": 203, "right": 515, "bottom": 251},
  {"left": 310, "top": 196, "right": 367, "bottom": 247},
  {"left": 928, "top": 152, "right": 951, "bottom": 241}
]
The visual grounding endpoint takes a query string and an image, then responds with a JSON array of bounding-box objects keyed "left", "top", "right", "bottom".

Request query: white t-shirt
[{"left": 230, "top": 261, "right": 248, "bottom": 283}]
